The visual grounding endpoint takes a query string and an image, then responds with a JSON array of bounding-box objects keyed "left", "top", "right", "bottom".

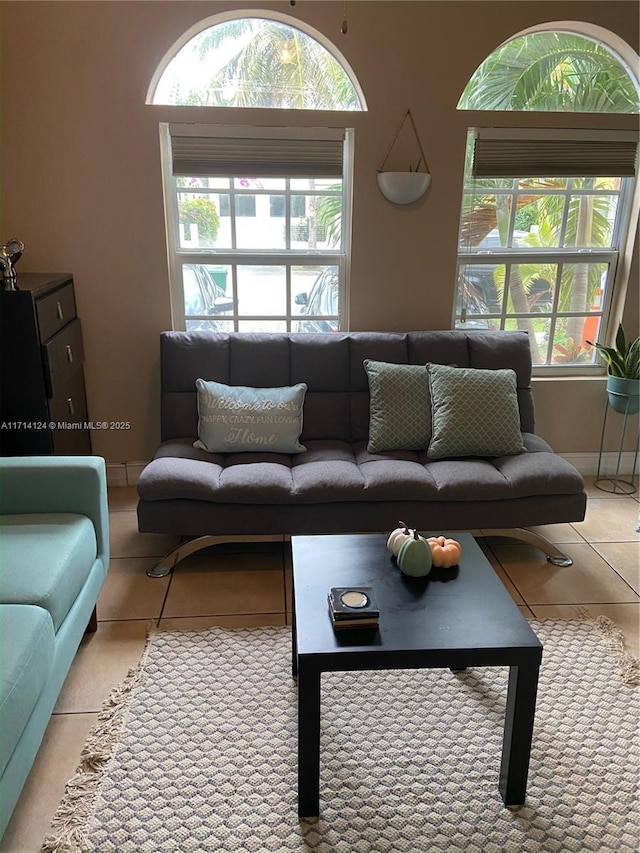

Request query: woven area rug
[{"left": 43, "top": 619, "right": 639, "bottom": 853}]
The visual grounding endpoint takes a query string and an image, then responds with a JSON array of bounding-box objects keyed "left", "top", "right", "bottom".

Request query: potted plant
[{"left": 587, "top": 323, "right": 640, "bottom": 414}]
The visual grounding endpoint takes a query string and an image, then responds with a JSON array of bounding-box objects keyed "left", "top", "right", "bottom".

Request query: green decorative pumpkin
[{"left": 397, "top": 532, "right": 432, "bottom": 577}]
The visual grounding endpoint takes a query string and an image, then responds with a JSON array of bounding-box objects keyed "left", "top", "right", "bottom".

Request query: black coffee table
[{"left": 291, "top": 532, "right": 542, "bottom": 817}]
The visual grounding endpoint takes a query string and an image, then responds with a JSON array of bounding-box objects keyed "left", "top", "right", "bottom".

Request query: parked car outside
[
  {"left": 294, "top": 265, "right": 339, "bottom": 333},
  {"left": 183, "top": 264, "right": 233, "bottom": 331}
]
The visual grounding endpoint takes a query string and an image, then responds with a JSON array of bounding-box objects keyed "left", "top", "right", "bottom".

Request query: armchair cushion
[
  {"left": 0, "top": 456, "right": 109, "bottom": 563},
  {"left": 0, "top": 604, "right": 54, "bottom": 778},
  {"left": 0, "top": 514, "right": 97, "bottom": 631}
]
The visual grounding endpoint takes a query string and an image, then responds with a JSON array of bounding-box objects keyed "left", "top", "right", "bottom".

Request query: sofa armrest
[{"left": 0, "top": 456, "right": 109, "bottom": 565}]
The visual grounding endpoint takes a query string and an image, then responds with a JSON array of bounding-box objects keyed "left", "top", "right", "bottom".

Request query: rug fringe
[
  {"left": 40, "top": 648, "right": 149, "bottom": 853},
  {"left": 594, "top": 615, "right": 640, "bottom": 687}
]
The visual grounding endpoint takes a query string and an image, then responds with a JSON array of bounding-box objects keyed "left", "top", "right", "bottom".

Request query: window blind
[
  {"left": 472, "top": 129, "right": 638, "bottom": 178},
  {"left": 171, "top": 132, "right": 345, "bottom": 178}
]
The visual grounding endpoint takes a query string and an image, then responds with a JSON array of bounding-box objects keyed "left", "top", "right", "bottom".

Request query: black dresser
[{"left": 0, "top": 272, "right": 91, "bottom": 455}]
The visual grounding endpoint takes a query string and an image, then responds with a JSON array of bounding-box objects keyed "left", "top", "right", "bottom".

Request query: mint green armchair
[{"left": 0, "top": 456, "right": 110, "bottom": 839}]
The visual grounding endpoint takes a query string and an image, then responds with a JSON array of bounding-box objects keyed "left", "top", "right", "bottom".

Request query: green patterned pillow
[
  {"left": 364, "top": 360, "right": 431, "bottom": 453},
  {"left": 427, "top": 363, "right": 526, "bottom": 459}
]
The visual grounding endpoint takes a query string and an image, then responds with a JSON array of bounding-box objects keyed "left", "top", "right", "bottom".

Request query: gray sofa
[{"left": 137, "top": 330, "right": 586, "bottom": 576}]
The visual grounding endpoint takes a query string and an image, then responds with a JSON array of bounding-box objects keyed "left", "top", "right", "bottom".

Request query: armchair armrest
[{"left": 0, "top": 456, "right": 109, "bottom": 565}]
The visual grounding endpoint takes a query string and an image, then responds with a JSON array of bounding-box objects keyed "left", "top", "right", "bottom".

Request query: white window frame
[
  {"left": 453, "top": 128, "right": 639, "bottom": 375},
  {"left": 160, "top": 123, "right": 353, "bottom": 333}
]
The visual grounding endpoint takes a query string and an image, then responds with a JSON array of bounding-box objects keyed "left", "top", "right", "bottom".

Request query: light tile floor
[{"left": 2, "top": 478, "right": 638, "bottom": 852}]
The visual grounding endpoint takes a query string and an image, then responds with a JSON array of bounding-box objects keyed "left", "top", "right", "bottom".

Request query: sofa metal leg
[
  {"left": 477, "top": 528, "right": 573, "bottom": 567},
  {"left": 147, "top": 528, "right": 573, "bottom": 578},
  {"left": 85, "top": 606, "right": 98, "bottom": 633},
  {"left": 146, "top": 534, "right": 285, "bottom": 578}
]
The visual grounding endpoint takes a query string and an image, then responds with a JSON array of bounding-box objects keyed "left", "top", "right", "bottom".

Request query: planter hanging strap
[{"left": 379, "top": 109, "right": 430, "bottom": 174}]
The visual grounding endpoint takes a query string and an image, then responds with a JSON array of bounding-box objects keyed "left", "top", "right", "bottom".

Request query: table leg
[
  {"left": 499, "top": 659, "right": 540, "bottom": 806},
  {"left": 291, "top": 593, "right": 298, "bottom": 678},
  {"left": 298, "top": 661, "right": 321, "bottom": 817}
]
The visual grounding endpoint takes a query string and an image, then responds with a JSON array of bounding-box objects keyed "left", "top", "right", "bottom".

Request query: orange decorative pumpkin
[{"left": 426, "top": 536, "right": 462, "bottom": 568}]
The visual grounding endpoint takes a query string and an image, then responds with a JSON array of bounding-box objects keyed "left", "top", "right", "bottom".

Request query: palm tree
[
  {"left": 315, "top": 186, "right": 342, "bottom": 248},
  {"left": 529, "top": 179, "right": 615, "bottom": 351},
  {"left": 458, "top": 31, "right": 638, "bottom": 363},
  {"left": 460, "top": 175, "right": 616, "bottom": 363},
  {"left": 458, "top": 31, "right": 639, "bottom": 113},
  {"left": 167, "top": 19, "right": 353, "bottom": 250},
  {"left": 177, "top": 18, "right": 360, "bottom": 110}
]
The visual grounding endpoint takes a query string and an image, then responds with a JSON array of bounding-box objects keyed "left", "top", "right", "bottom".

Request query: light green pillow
[
  {"left": 194, "top": 379, "right": 307, "bottom": 454},
  {"left": 427, "top": 363, "right": 526, "bottom": 459},
  {"left": 364, "top": 359, "right": 431, "bottom": 453}
]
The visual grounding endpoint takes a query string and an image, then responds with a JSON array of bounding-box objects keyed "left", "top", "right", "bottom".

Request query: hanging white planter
[
  {"left": 377, "top": 171, "right": 431, "bottom": 204},
  {"left": 377, "top": 109, "right": 431, "bottom": 205}
]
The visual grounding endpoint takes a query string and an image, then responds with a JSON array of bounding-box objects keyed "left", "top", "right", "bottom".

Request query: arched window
[
  {"left": 148, "top": 12, "right": 366, "bottom": 111},
  {"left": 458, "top": 26, "right": 639, "bottom": 113},
  {"left": 149, "top": 13, "right": 362, "bottom": 334},
  {"left": 453, "top": 24, "right": 639, "bottom": 370}
]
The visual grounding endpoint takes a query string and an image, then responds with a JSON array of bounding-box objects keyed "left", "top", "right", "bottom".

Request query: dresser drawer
[
  {"left": 47, "top": 369, "right": 89, "bottom": 425},
  {"left": 52, "top": 423, "right": 91, "bottom": 455},
  {"left": 43, "top": 319, "right": 85, "bottom": 397},
  {"left": 36, "top": 282, "right": 77, "bottom": 341},
  {"left": 47, "top": 362, "right": 92, "bottom": 454}
]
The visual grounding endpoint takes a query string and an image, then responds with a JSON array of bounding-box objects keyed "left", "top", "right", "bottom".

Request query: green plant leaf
[
  {"left": 624, "top": 337, "right": 640, "bottom": 379},
  {"left": 615, "top": 323, "right": 627, "bottom": 356},
  {"left": 588, "top": 342, "right": 624, "bottom": 375}
]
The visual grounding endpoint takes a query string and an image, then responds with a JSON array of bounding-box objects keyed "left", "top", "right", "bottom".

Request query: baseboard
[
  {"left": 106, "top": 463, "right": 128, "bottom": 487},
  {"left": 559, "top": 452, "right": 638, "bottom": 478},
  {"left": 107, "top": 461, "right": 148, "bottom": 487},
  {"left": 108, "top": 453, "right": 638, "bottom": 488}
]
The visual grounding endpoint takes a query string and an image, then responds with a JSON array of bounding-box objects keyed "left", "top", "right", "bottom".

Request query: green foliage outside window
[
  {"left": 179, "top": 197, "right": 220, "bottom": 246},
  {"left": 456, "top": 28, "right": 638, "bottom": 366},
  {"left": 315, "top": 187, "right": 342, "bottom": 248},
  {"left": 154, "top": 18, "right": 363, "bottom": 111},
  {"left": 458, "top": 31, "right": 639, "bottom": 113}
]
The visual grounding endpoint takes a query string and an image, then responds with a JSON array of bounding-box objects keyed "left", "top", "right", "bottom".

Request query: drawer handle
[
  {"left": 56, "top": 301, "right": 64, "bottom": 320},
  {"left": 66, "top": 345, "right": 74, "bottom": 363},
  {"left": 67, "top": 398, "right": 75, "bottom": 417}
]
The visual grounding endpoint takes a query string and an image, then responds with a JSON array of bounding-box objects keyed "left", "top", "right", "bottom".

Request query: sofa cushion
[
  {"left": 364, "top": 360, "right": 431, "bottom": 453},
  {"left": 194, "top": 379, "right": 307, "bottom": 454},
  {"left": 0, "top": 604, "right": 55, "bottom": 777},
  {"left": 427, "top": 363, "right": 526, "bottom": 459},
  {"left": 0, "top": 514, "right": 97, "bottom": 632},
  {"left": 138, "top": 435, "right": 584, "bottom": 505}
]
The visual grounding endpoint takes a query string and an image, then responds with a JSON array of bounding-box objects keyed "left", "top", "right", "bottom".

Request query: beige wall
[{"left": 2, "top": 1, "right": 638, "bottom": 461}]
